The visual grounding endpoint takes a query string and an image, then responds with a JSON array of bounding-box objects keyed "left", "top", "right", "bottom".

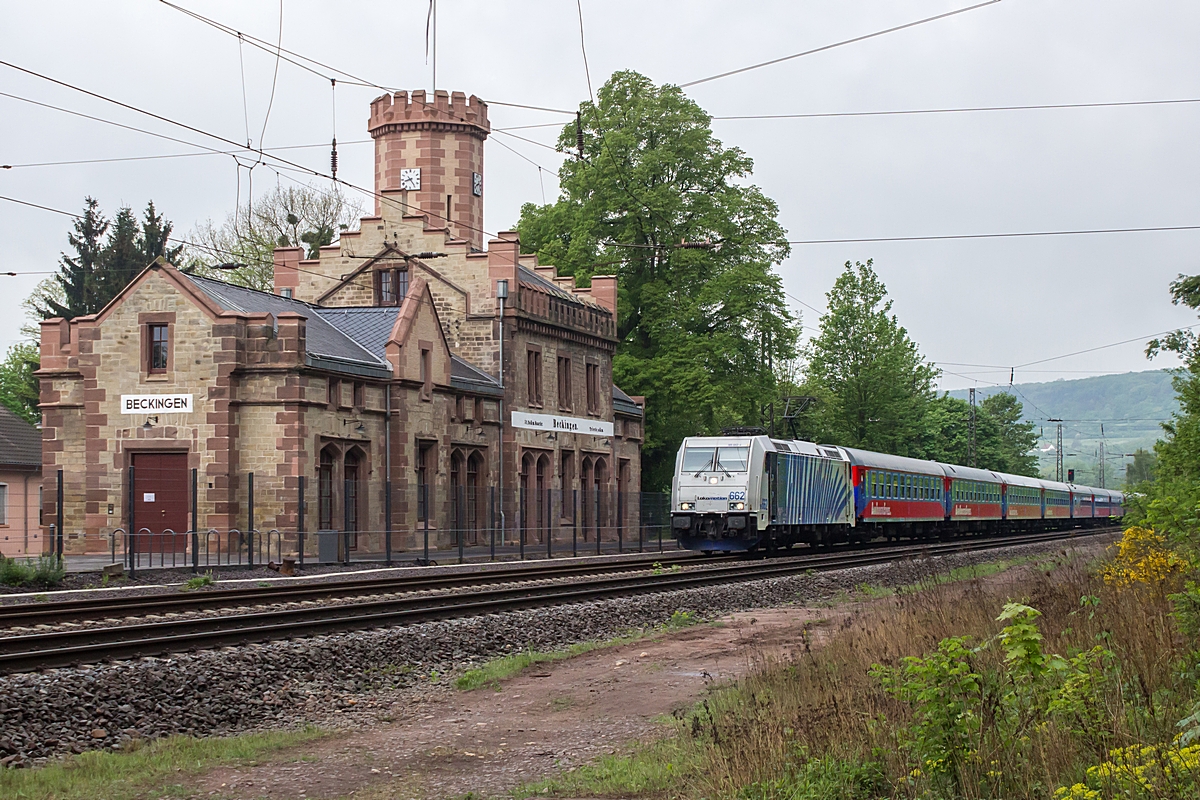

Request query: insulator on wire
[
  {"left": 576, "top": 112, "right": 584, "bottom": 161},
  {"left": 331, "top": 139, "right": 338, "bottom": 179}
]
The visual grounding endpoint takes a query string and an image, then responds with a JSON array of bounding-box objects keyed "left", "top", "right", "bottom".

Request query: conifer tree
[{"left": 42, "top": 197, "right": 108, "bottom": 319}]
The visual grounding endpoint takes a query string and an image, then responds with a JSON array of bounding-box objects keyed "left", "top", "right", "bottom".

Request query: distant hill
[{"left": 948, "top": 369, "right": 1178, "bottom": 485}]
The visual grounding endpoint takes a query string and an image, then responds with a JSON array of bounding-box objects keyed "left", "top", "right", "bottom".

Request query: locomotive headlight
[
  {"left": 679, "top": 502, "right": 695, "bottom": 510},
  {"left": 729, "top": 501, "right": 745, "bottom": 511}
]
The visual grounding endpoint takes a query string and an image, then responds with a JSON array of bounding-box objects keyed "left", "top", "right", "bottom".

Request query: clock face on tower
[
  {"left": 472, "top": 172, "right": 482, "bottom": 197},
  {"left": 400, "top": 168, "right": 421, "bottom": 191}
]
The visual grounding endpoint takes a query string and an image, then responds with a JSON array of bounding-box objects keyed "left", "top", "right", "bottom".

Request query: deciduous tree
[
  {"left": 516, "top": 71, "right": 798, "bottom": 489},
  {"left": 0, "top": 343, "right": 40, "bottom": 425},
  {"left": 804, "top": 260, "right": 938, "bottom": 457},
  {"left": 186, "top": 184, "right": 361, "bottom": 291}
]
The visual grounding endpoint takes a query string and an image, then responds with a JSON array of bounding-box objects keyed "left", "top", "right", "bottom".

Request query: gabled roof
[
  {"left": 0, "top": 405, "right": 40, "bottom": 469},
  {"left": 182, "top": 274, "right": 394, "bottom": 378},
  {"left": 312, "top": 307, "right": 401, "bottom": 361}
]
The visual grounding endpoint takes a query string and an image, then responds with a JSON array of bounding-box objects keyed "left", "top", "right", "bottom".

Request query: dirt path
[{"left": 186, "top": 605, "right": 835, "bottom": 800}]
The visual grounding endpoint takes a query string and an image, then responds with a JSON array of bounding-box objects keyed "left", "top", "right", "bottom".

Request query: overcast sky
[{"left": 2, "top": 0, "right": 1197, "bottom": 396}]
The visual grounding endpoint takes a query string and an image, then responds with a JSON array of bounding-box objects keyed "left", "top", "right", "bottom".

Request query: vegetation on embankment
[
  {"left": 0, "top": 727, "right": 323, "bottom": 800},
  {"left": 524, "top": 536, "right": 1200, "bottom": 799}
]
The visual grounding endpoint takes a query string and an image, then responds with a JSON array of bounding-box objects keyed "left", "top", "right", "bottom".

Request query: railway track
[
  {"left": 0, "top": 526, "right": 1116, "bottom": 675},
  {"left": 0, "top": 550, "right": 729, "bottom": 628}
]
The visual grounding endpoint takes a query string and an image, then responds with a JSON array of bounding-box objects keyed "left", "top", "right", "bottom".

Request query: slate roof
[
  {"left": 310, "top": 307, "right": 401, "bottom": 362},
  {"left": 613, "top": 385, "right": 643, "bottom": 417},
  {"left": 0, "top": 404, "right": 41, "bottom": 469},
  {"left": 183, "top": 275, "right": 394, "bottom": 378},
  {"left": 451, "top": 356, "right": 503, "bottom": 397},
  {"left": 517, "top": 265, "right": 613, "bottom": 313}
]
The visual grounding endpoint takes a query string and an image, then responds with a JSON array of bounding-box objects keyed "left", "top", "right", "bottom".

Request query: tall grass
[
  {"left": 525, "top": 548, "right": 1199, "bottom": 799},
  {"left": 686, "top": 552, "right": 1197, "bottom": 798}
]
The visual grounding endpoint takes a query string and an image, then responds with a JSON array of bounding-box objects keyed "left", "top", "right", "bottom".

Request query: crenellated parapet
[{"left": 368, "top": 90, "right": 490, "bottom": 140}]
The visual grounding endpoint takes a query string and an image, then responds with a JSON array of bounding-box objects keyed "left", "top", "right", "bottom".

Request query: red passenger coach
[
  {"left": 941, "top": 463, "right": 1004, "bottom": 522},
  {"left": 843, "top": 448, "right": 946, "bottom": 523},
  {"left": 1093, "top": 489, "right": 1123, "bottom": 518},
  {"left": 1042, "top": 480, "right": 1072, "bottom": 519},
  {"left": 1070, "top": 486, "right": 1095, "bottom": 519},
  {"left": 1003, "top": 474, "right": 1043, "bottom": 521}
]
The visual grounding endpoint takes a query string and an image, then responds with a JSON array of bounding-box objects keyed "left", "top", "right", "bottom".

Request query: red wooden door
[{"left": 132, "top": 452, "right": 189, "bottom": 553}]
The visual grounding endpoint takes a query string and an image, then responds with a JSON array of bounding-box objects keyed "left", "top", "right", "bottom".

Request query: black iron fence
[{"left": 48, "top": 469, "right": 673, "bottom": 573}]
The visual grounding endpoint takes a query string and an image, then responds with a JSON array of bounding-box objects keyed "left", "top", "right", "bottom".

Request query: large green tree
[
  {"left": 980, "top": 392, "right": 1040, "bottom": 475},
  {"left": 1132, "top": 273, "right": 1200, "bottom": 554},
  {"left": 516, "top": 71, "right": 798, "bottom": 489},
  {"left": 804, "top": 260, "right": 938, "bottom": 457},
  {"left": 0, "top": 342, "right": 40, "bottom": 425},
  {"left": 918, "top": 393, "right": 1039, "bottom": 475}
]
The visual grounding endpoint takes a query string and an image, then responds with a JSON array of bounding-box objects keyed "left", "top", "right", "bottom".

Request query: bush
[
  {"left": 183, "top": 573, "right": 214, "bottom": 590},
  {"left": 741, "top": 754, "right": 886, "bottom": 800},
  {"left": 0, "top": 554, "right": 65, "bottom": 587}
]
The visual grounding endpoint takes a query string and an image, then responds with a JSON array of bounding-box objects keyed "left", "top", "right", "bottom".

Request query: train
[{"left": 670, "top": 434, "right": 1123, "bottom": 552}]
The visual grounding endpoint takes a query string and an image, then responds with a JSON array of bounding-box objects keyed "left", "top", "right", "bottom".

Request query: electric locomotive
[{"left": 671, "top": 433, "right": 1123, "bottom": 553}]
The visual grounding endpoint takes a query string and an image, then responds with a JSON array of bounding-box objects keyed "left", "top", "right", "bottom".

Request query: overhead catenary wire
[
  {"left": 711, "top": 96, "right": 1200, "bottom": 121},
  {"left": 679, "top": 0, "right": 1003, "bottom": 88},
  {"left": 0, "top": 57, "right": 530, "bottom": 254},
  {"left": 258, "top": 0, "right": 284, "bottom": 148}
]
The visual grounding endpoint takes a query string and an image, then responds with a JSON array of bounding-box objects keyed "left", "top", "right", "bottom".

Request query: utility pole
[
  {"left": 968, "top": 388, "right": 977, "bottom": 468},
  {"left": 1048, "top": 418, "right": 1064, "bottom": 481},
  {"left": 1099, "top": 423, "right": 1106, "bottom": 489}
]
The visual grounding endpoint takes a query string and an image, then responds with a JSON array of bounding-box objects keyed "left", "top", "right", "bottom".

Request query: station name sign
[
  {"left": 511, "top": 411, "right": 613, "bottom": 437},
  {"left": 120, "top": 394, "right": 193, "bottom": 414}
]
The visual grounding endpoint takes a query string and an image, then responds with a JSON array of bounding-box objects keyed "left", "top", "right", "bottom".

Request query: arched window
[
  {"left": 450, "top": 449, "right": 465, "bottom": 544},
  {"left": 344, "top": 449, "right": 362, "bottom": 548},
  {"left": 466, "top": 451, "right": 483, "bottom": 545},
  {"left": 536, "top": 454, "right": 550, "bottom": 545},
  {"left": 318, "top": 446, "right": 337, "bottom": 530},
  {"left": 580, "top": 456, "right": 594, "bottom": 541},
  {"left": 520, "top": 453, "right": 534, "bottom": 545},
  {"left": 593, "top": 456, "right": 608, "bottom": 537}
]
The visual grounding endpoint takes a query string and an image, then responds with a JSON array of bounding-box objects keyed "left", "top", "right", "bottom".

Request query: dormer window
[{"left": 376, "top": 268, "right": 409, "bottom": 306}]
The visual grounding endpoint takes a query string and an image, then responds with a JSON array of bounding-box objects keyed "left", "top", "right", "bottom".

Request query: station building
[{"left": 37, "top": 89, "right": 644, "bottom": 555}]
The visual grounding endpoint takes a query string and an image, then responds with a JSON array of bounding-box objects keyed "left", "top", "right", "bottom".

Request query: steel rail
[
  {"left": 0, "top": 551, "right": 727, "bottom": 628},
  {"left": 0, "top": 527, "right": 1115, "bottom": 675}
]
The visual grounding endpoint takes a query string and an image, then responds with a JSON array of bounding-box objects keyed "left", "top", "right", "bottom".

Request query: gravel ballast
[{"left": 0, "top": 536, "right": 1109, "bottom": 767}]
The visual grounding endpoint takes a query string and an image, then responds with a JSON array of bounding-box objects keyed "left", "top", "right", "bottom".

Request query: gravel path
[{"left": 0, "top": 535, "right": 1112, "bottom": 768}]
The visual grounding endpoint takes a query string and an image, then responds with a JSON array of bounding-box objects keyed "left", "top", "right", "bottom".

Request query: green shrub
[
  {"left": 0, "top": 555, "right": 65, "bottom": 587},
  {"left": 183, "top": 573, "right": 214, "bottom": 590},
  {"left": 741, "top": 754, "right": 886, "bottom": 800}
]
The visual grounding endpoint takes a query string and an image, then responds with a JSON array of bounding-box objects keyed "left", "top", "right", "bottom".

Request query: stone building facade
[{"left": 37, "top": 88, "right": 643, "bottom": 557}]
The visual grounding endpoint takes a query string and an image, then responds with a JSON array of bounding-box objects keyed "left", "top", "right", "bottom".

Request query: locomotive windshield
[{"left": 682, "top": 445, "right": 750, "bottom": 474}]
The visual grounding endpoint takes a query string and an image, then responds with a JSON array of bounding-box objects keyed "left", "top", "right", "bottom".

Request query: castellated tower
[{"left": 368, "top": 90, "right": 490, "bottom": 250}]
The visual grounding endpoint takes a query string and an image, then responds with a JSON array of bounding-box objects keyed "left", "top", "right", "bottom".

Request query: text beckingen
[
  {"left": 511, "top": 411, "right": 613, "bottom": 437},
  {"left": 120, "top": 394, "right": 193, "bottom": 414}
]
